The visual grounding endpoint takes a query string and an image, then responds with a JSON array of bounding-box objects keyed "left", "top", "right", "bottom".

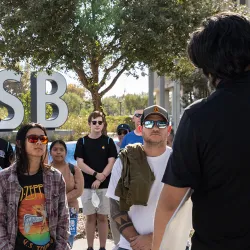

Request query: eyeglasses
[
  {"left": 118, "top": 130, "right": 128, "bottom": 136},
  {"left": 92, "top": 121, "right": 103, "bottom": 125},
  {"left": 26, "top": 135, "right": 49, "bottom": 144},
  {"left": 134, "top": 113, "right": 142, "bottom": 118},
  {"left": 143, "top": 120, "right": 168, "bottom": 129}
]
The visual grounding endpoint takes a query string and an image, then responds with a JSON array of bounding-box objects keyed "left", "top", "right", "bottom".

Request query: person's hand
[
  {"left": 92, "top": 179, "right": 101, "bottom": 189},
  {"left": 130, "top": 234, "right": 152, "bottom": 250},
  {"left": 96, "top": 173, "right": 106, "bottom": 182}
]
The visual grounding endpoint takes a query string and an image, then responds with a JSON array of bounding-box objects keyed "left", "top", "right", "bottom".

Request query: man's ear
[
  {"left": 138, "top": 125, "right": 142, "bottom": 133},
  {"left": 167, "top": 126, "right": 172, "bottom": 136}
]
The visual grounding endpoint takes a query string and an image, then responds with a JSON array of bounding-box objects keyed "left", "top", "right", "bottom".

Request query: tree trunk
[
  {"left": 91, "top": 90, "right": 103, "bottom": 112},
  {"left": 90, "top": 89, "right": 107, "bottom": 135}
]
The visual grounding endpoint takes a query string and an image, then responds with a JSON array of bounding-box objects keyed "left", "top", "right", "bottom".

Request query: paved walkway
[{"left": 72, "top": 239, "right": 115, "bottom": 250}]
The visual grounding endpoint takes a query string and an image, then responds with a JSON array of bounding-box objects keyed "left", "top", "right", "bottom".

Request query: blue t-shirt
[{"left": 120, "top": 131, "right": 143, "bottom": 149}]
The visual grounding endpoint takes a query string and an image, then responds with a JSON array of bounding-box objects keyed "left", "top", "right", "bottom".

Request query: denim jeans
[
  {"left": 68, "top": 234, "right": 75, "bottom": 248},
  {"left": 68, "top": 208, "right": 78, "bottom": 248}
]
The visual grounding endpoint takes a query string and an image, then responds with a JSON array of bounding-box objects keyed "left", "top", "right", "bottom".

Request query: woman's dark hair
[
  {"left": 188, "top": 12, "right": 250, "bottom": 85},
  {"left": 16, "top": 123, "right": 48, "bottom": 175},
  {"left": 50, "top": 140, "right": 67, "bottom": 153}
]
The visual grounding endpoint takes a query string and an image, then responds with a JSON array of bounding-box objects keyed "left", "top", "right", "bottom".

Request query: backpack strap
[
  {"left": 69, "top": 163, "right": 75, "bottom": 175},
  {"left": 107, "top": 137, "right": 110, "bottom": 144}
]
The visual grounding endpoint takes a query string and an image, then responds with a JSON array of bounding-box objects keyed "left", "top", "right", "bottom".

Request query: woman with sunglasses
[
  {"left": 50, "top": 140, "right": 84, "bottom": 248},
  {"left": 0, "top": 123, "right": 70, "bottom": 250}
]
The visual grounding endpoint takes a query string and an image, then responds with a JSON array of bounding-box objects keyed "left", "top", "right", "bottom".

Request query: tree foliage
[
  {"left": 169, "top": 58, "right": 211, "bottom": 107},
  {"left": 19, "top": 91, "right": 53, "bottom": 124},
  {"left": 119, "top": 0, "right": 221, "bottom": 74},
  {"left": 2, "top": 63, "right": 30, "bottom": 97},
  {"left": 67, "top": 84, "right": 86, "bottom": 99},
  {"left": 0, "top": 0, "right": 235, "bottom": 111},
  {"left": 123, "top": 93, "right": 148, "bottom": 115},
  {"left": 102, "top": 93, "right": 148, "bottom": 115}
]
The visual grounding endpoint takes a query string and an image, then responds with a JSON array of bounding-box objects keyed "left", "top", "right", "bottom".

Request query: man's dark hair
[
  {"left": 188, "top": 12, "right": 250, "bottom": 85},
  {"left": 87, "top": 111, "right": 106, "bottom": 124}
]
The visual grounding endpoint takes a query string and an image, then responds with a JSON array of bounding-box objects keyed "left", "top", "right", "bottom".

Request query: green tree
[
  {"left": 0, "top": 107, "right": 8, "bottom": 120},
  {"left": 0, "top": 0, "right": 231, "bottom": 111},
  {"left": 19, "top": 91, "right": 53, "bottom": 124},
  {"left": 67, "top": 84, "right": 87, "bottom": 99},
  {"left": 65, "top": 83, "right": 93, "bottom": 114},
  {"left": 62, "top": 92, "right": 85, "bottom": 115},
  {"left": 124, "top": 93, "right": 148, "bottom": 115},
  {"left": 102, "top": 96, "right": 120, "bottom": 116},
  {"left": 181, "top": 70, "right": 210, "bottom": 108},
  {"left": 3, "top": 63, "right": 30, "bottom": 97},
  {"left": 169, "top": 58, "right": 211, "bottom": 108}
]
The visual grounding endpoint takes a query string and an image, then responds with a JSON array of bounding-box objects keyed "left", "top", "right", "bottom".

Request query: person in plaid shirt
[{"left": 0, "top": 123, "right": 70, "bottom": 250}]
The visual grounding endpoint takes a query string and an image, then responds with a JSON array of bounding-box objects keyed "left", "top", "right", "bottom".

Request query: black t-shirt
[
  {"left": 0, "top": 138, "right": 13, "bottom": 169},
  {"left": 162, "top": 72, "right": 250, "bottom": 250},
  {"left": 15, "top": 169, "right": 54, "bottom": 250},
  {"left": 74, "top": 135, "right": 117, "bottom": 189}
]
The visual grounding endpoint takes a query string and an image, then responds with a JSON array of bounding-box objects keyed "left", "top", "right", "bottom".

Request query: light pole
[{"left": 119, "top": 101, "right": 122, "bottom": 116}]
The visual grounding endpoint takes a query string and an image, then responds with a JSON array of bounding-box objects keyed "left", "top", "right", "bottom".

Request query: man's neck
[
  {"left": 26, "top": 157, "right": 41, "bottom": 175},
  {"left": 143, "top": 144, "right": 166, "bottom": 157},
  {"left": 89, "top": 132, "right": 102, "bottom": 139},
  {"left": 134, "top": 128, "right": 142, "bottom": 136}
]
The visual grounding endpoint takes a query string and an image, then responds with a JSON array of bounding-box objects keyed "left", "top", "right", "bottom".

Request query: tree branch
[
  {"left": 90, "top": 57, "right": 99, "bottom": 84},
  {"left": 99, "top": 33, "right": 120, "bottom": 61},
  {"left": 72, "top": 63, "right": 90, "bottom": 90},
  {"left": 99, "top": 64, "right": 129, "bottom": 96},
  {"left": 99, "top": 55, "right": 125, "bottom": 89}
]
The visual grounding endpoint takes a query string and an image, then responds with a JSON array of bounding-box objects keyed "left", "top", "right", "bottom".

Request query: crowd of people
[
  {"left": 1, "top": 11, "right": 250, "bottom": 250},
  {"left": 0, "top": 105, "right": 173, "bottom": 250}
]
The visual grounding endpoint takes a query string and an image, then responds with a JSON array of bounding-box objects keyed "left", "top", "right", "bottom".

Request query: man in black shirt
[
  {"left": 153, "top": 13, "right": 250, "bottom": 250},
  {"left": 74, "top": 111, "right": 117, "bottom": 250},
  {"left": 0, "top": 137, "right": 13, "bottom": 169}
]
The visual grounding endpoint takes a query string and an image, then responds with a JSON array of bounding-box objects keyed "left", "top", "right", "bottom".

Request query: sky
[{"left": 63, "top": 69, "right": 149, "bottom": 97}]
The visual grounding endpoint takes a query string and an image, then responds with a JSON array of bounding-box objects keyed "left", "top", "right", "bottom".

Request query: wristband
[{"left": 93, "top": 171, "right": 97, "bottom": 177}]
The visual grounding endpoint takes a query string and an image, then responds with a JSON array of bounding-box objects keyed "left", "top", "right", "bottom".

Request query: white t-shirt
[
  {"left": 106, "top": 147, "right": 172, "bottom": 250},
  {"left": 115, "top": 142, "right": 120, "bottom": 153}
]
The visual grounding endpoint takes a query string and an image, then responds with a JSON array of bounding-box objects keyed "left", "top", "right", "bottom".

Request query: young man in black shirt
[
  {"left": 153, "top": 13, "right": 250, "bottom": 250},
  {"left": 0, "top": 137, "right": 13, "bottom": 169},
  {"left": 74, "top": 111, "right": 117, "bottom": 250}
]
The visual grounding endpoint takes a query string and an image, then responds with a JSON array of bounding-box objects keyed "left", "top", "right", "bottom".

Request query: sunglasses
[
  {"left": 118, "top": 130, "right": 128, "bottom": 136},
  {"left": 26, "top": 134, "right": 49, "bottom": 144},
  {"left": 92, "top": 121, "right": 103, "bottom": 125},
  {"left": 134, "top": 113, "right": 142, "bottom": 118},
  {"left": 143, "top": 120, "right": 168, "bottom": 129}
]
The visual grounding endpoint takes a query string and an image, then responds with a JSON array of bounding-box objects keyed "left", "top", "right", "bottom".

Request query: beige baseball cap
[{"left": 141, "top": 105, "right": 169, "bottom": 125}]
